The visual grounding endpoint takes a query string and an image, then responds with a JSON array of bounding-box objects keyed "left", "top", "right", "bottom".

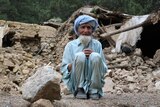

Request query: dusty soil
[
  {"left": 54, "top": 92, "right": 160, "bottom": 107},
  {"left": 0, "top": 92, "right": 30, "bottom": 107},
  {"left": 0, "top": 92, "right": 160, "bottom": 107}
]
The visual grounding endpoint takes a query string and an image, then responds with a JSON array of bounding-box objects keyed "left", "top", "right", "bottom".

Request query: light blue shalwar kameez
[{"left": 61, "top": 38, "right": 107, "bottom": 97}]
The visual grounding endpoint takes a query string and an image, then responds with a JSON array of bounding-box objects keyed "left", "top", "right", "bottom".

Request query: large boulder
[{"left": 22, "top": 66, "right": 62, "bottom": 102}]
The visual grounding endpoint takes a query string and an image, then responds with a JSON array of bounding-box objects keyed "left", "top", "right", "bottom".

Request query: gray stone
[
  {"left": 103, "top": 77, "right": 115, "bottom": 92},
  {"left": 153, "top": 49, "right": 160, "bottom": 63},
  {"left": 155, "top": 81, "right": 160, "bottom": 90},
  {"left": 22, "top": 66, "right": 62, "bottom": 102}
]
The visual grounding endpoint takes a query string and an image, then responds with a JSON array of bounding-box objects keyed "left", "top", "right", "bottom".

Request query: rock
[
  {"left": 135, "top": 56, "right": 144, "bottom": 66},
  {"left": 137, "top": 66, "right": 148, "bottom": 70},
  {"left": 125, "top": 76, "right": 135, "bottom": 82},
  {"left": 106, "top": 53, "right": 118, "bottom": 61},
  {"left": 146, "top": 60, "right": 156, "bottom": 67},
  {"left": 128, "top": 83, "right": 136, "bottom": 91},
  {"left": 22, "top": 66, "right": 62, "bottom": 102},
  {"left": 3, "top": 58, "right": 15, "bottom": 67},
  {"left": 153, "top": 49, "right": 160, "bottom": 63},
  {"left": 0, "top": 54, "right": 4, "bottom": 61},
  {"left": 119, "top": 60, "right": 130, "bottom": 67},
  {"left": 116, "top": 90, "right": 122, "bottom": 95},
  {"left": 155, "top": 81, "right": 160, "bottom": 90},
  {"left": 153, "top": 69, "right": 160, "bottom": 79},
  {"left": 31, "top": 99, "right": 54, "bottom": 107},
  {"left": 25, "top": 61, "right": 34, "bottom": 68},
  {"left": 103, "top": 77, "right": 115, "bottom": 92},
  {"left": 22, "top": 69, "right": 30, "bottom": 75},
  {"left": 0, "top": 75, "right": 20, "bottom": 94},
  {"left": 134, "top": 48, "right": 142, "bottom": 56}
]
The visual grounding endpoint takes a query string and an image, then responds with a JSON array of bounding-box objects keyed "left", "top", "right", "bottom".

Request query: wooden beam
[{"left": 100, "top": 19, "right": 151, "bottom": 39}]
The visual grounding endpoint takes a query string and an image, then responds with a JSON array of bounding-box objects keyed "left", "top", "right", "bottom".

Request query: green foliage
[
  {"left": 0, "top": 0, "right": 11, "bottom": 19},
  {"left": 0, "top": 0, "right": 159, "bottom": 23}
]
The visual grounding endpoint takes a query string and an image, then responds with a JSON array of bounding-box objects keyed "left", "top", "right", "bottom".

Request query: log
[{"left": 100, "top": 19, "right": 151, "bottom": 39}]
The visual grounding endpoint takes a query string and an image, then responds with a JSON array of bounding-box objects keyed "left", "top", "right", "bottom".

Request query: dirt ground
[
  {"left": 54, "top": 92, "right": 160, "bottom": 107},
  {"left": 0, "top": 92, "right": 160, "bottom": 107}
]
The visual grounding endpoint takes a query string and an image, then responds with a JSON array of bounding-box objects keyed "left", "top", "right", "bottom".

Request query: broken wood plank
[{"left": 100, "top": 19, "right": 151, "bottom": 39}]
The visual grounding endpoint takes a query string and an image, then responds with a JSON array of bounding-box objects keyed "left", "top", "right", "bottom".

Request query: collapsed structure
[
  {"left": 56, "top": 6, "right": 160, "bottom": 61},
  {"left": 0, "top": 6, "right": 159, "bottom": 65}
]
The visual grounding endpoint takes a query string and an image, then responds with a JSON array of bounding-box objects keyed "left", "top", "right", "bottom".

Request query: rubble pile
[
  {"left": 103, "top": 47, "right": 160, "bottom": 94},
  {"left": 0, "top": 20, "right": 60, "bottom": 95}
]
